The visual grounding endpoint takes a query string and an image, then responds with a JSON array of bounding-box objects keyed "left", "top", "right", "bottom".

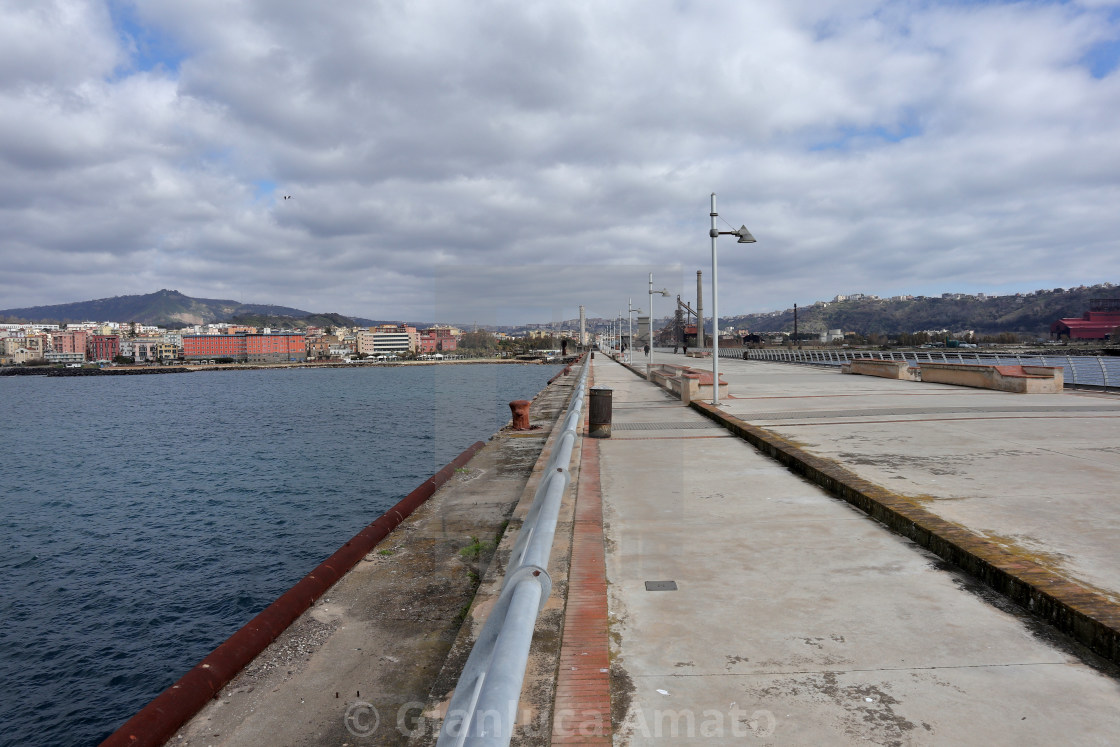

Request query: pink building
[
  {"left": 51, "top": 329, "right": 89, "bottom": 356},
  {"left": 419, "top": 327, "right": 458, "bottom": 353}
]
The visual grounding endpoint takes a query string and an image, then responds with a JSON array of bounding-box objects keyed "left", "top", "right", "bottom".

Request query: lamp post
[
  {"left": 618, "top": 310, "right": 623, "bottom": 357},
  {"left": 708, "top": 192, "right": 756, "bottom": 406},
  {"left": 647, "top": 272, "right": 670, "bottom": 378},
  {"left": 627, "top": 298, "right": 642, "bottom": 365}
]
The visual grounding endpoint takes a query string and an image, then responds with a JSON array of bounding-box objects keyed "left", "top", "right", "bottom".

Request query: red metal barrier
[{"left": 101, "top": 440, "right": 486, "bottom": 747}]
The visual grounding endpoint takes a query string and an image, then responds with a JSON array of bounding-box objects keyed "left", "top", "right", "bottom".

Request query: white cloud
[{"left": 1, "top": 0, "right": 1118, "bottom": 324}]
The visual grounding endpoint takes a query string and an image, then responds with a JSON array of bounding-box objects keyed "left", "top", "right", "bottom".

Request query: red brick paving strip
[{"left": 551, "top": 431, "right": 612, "bottom": 744}]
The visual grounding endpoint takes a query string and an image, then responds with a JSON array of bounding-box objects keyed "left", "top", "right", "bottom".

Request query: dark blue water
[{"left": 0, "top": 363, "right": 560, "bottom": 747}]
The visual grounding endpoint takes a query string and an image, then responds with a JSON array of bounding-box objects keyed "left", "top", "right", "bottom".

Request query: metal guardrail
[
  {"left": 727, "top": 348, "right": 1120, "bottom": 389},
  {"left": 437, "top": 353, "right": 590, "bottom": 746}
]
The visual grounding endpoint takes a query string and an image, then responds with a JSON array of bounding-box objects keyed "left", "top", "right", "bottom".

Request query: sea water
[{"left": 0, "top": 363, "right": 560, "bottom": 746}]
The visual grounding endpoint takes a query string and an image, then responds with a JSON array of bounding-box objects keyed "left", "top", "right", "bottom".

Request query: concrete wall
[
  {"left": 648, "top": 363, "right": 727, "bottom": 402},
  {"left": 918, "top": 363, "right": 1063, "bottom": 393},
  {"left": 846, "top": 359, "right": 919, "bottom": 380}
]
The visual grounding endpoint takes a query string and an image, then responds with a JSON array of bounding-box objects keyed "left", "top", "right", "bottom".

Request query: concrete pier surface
[
  {"left": 163, "top": 366, "right": 583, "bottom": 747},
  {"left": 678, "top": 353, "right": 1120, "bottom": 602},
  {"left": 581, "top": 354, "right": 1120, "bottom": 745}
]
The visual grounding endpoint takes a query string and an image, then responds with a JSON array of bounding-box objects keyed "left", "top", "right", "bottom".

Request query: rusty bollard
[{"left": 509, "top": 400, "right": 531, "bottom": 430}]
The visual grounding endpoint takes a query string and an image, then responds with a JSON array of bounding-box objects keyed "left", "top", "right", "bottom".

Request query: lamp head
[{"left": 736, "top": 225, "right": 757, "bottom": 244}]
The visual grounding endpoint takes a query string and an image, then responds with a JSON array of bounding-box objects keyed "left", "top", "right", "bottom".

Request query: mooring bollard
[
  {"left": 509, "top": 400, "right": 531, "bottom": 430},
  {"left": 588, "top": 386, "right": 612, "bottom": 438}
]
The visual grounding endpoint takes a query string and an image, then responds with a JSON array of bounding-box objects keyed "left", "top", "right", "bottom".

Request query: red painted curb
[{"left": 101, "top": 440, "right": 486, "bottom": 747}]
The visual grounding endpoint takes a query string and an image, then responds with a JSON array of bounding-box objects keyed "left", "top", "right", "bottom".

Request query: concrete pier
[
  {"left": 555, "top": 354, "right": 1120, "bottom": 745},
  {"left": 154, "top": 352, "right": 1120, "bottom": 745},
  {"left": 164, "top": 366, "right": 584, "bottom": 747}
]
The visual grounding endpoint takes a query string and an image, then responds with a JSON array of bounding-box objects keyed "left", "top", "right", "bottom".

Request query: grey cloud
[{"left": 0, "top": 1, "right": 1118, "bottom": 324}]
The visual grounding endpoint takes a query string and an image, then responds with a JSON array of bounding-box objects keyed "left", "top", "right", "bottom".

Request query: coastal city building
[
  {"left": 181, "top": 332, "right": 307, "bottom": 363},
  {"left": 419, "top": 327, "right": 458, "bottom": 353},
  {"left": 130, "top": 337, "right": 164, "bottom": 362},
  {"left": 357, "top": 324, "right": 418, "bottom": 356},
  {"left": 51, "top": 329, "right": 89, "bottom": 356},
  {"left": 87, "top": 334, "right": 121, "bottom": 362},
  {"left": 0, "top": 318, "right": 473, "bottom": 367},
  {"left": 45, "top": 351, "right": 85, "bottom": 364},
  {"left": 1051, "top": 299, "right": 1120, "bottom": 340}
]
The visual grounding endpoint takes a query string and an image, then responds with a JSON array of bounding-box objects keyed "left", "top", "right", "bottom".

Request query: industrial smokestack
[{"left": 696, "top": 270, "right": 704, "bottom": 349}]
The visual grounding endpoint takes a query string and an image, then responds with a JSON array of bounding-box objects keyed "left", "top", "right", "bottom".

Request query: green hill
[
  {"left": 720, "top": 283, "right": 1118, "bottom": 338},
  {"left": 0, "top": 289, "right": 314, "bottom": 327}
]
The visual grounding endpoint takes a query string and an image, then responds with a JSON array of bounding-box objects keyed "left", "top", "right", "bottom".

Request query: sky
[{"left": 2, "top": 0, "right": 1119, "bottom": 326}]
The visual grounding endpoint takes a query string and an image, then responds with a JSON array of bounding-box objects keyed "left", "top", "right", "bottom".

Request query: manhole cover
[{"left": 644, "top": 580, "right": 678, "bottom": 591}]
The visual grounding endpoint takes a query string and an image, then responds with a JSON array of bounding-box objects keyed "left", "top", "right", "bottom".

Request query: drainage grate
[
  {"left": 614, "top": 422, "right": 721, "bottom": 431},
  {"left": 645, "top": 580, "right": 678, "bottom": 591}
]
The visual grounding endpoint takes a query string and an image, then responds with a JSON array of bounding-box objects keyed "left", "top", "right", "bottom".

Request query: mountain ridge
[
  {"left": 2, "top": 284, "right": 1118, "bottom": 336},
  {"left": 0, "top": 290, "right": 391, "bottom": 329},
  {"left": 719, "top": 283, "right": 1119, "bottom": 338}
]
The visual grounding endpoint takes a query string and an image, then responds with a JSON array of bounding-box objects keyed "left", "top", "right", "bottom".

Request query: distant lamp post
[
  {"left": 647, "top": 273, "right": 671, "bottom": 377},
  {"left": 628, "top": 298, "right": 642, "bottom": 365},
  {"left": 618, "top": 310, "right": 623, "bottom": 355},
  {"left": 708, "top": 192, "right": 756, "bottom": 406}
]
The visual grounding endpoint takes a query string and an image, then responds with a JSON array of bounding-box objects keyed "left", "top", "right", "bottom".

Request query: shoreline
[{"left": 0, "top": 357, "right": 572, "bottom": 377}]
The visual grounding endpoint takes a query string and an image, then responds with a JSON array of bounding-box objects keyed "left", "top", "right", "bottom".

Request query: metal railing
[
  {"left": 726, "top": 348, "right": 1120, "bottom": 389},
  {"left": 437, "top": 353, "right": 590, "bottom": 746}
]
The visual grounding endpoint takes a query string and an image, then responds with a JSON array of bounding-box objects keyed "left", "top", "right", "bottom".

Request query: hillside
[
  {"left": 4, "top": 284, "right": 1117, "bottom": 336},
  {"left": 224, "top": 311, "right": 404, "bottom": 330},
  {"left": 0, "top": 290, "right": 318, "bottom": 327},
  {"left": 720, "top": 283, "right": 1119, "bottom": 338}
]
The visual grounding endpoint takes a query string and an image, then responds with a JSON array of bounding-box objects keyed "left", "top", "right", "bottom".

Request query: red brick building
[
  {"left": 246, "top": 333, "right": 306, "bottom": 362},
  {"left": 87, "top": 334, "right": 120, "bottom": 362},
  {"left": 182, "top": 333, "right": 306, "bottom": 362},
  {"left": 182, "top": 334, "right": 247, "bottom": 360}
]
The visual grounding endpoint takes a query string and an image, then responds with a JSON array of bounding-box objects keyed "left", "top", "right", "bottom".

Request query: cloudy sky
[{"left": 2, "top": 0, "right": 1119, "bottom": 325}]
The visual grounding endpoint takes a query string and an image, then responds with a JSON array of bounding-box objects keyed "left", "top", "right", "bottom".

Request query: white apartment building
[{"left": 357, "top": 325, "right": 418, "bottom": 355}]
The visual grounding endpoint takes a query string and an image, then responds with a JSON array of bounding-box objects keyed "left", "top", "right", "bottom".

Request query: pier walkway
[
  {"left": 565, "top": 353, "right": 1120, "bottom": 744},
  {"left": 142, "top": 352, "right": 1120, "bottom": 746}
]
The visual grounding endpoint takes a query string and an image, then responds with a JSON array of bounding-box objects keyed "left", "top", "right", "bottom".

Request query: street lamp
[
  {"left": 647, "top": 272, "right": 671, "bottom": 378},
  {"left": 708, "top": 192, "right": 756, "bottom": 406},
  {"left": 618, "top": 310, "right": 623, "bottom": 356},
  {"left": 628, "top": 298, "right": 642, "bottom": 365}
]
